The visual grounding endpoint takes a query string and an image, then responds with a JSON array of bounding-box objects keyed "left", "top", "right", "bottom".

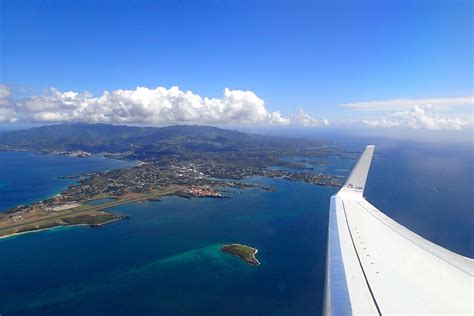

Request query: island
[
  {"left": 0, "top": 123, "right": 347, "bottom": 239},
  {"left": 222, "top": 243, "right": 261, "bottom": 265}
]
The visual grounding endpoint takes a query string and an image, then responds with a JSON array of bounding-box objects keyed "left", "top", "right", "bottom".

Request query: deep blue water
[
  {"left": 0, "top": 139, "right": 472, "bottom": 315},
  {"left": 332, "top": 137, "right": 473, "bottom": 258},
  {"left": 0, "top": 152, "right": 136, "bottom": 212}
]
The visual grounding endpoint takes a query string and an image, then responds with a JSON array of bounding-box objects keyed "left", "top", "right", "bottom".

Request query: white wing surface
[{"left": 324, "top": 145, "right": 473, "bottom": 315}]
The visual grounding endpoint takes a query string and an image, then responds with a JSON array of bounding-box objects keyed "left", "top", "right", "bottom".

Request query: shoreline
[
  {"left": 0, "top": 186, "right": 184, "bottom": 239},
  {"left": 221, "top": 244, "right": 261, "bottom": 266},
  {"left": 0, "top": 224, "right": 87, "bottom": 240},
  {"left": 252, "top": 249, "right": 261, "bottom": 265},
  {"left": 0, "top": 217, "right": 124, "bottom": 240},
  {"left": 0, "top": 149, "right": 141, "bottom": 165}
]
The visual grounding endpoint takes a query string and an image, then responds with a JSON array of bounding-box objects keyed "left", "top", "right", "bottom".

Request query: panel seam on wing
[
  {"left": 342, "top": 200, "right": 382, "bottom": 316},
  {"left": 355, "top": 201, "right": 473, "bottom": 276}
]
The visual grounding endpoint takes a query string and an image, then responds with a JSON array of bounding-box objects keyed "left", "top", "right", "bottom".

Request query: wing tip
[{"left": 340, "top": 145, "right": 375, "bottom": 196}]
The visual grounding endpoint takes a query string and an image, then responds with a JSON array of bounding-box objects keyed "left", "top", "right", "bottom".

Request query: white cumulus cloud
[
  {"left": 0, "top": 84, "right": 330, "bottom": 127},
  {"left": 291, "top": 109, "right": 330, "bottom": 127},
  {"left": 12, "top": 86, "right": 294, "bottom": 125},
  {"left": 0, "top": 85, "right": 17, "bottom": 123},
  {"left": 362, "top": 104, "right": 473, "bottom": 130},
  {"left": 0, "top": 84, "right": 12, "bottom": 107},
  {"left": 0, "top": 108, "right": 17, "bottom": 123}
]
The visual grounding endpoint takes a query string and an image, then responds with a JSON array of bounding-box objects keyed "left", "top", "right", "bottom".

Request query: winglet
[{"left": 340, "top": 145, "right": 375, "bottom": 196}]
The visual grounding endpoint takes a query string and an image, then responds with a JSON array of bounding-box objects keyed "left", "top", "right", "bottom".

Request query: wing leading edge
[{"left": 324, "top": 145, "right": 473, "bottom": 315}]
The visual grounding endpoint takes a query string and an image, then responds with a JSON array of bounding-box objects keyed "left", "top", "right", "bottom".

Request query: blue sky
[{"left": 0, "top": 0, "right": 472, "bottom": 130}]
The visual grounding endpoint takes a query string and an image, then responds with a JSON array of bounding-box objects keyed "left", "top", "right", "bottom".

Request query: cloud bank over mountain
[
  {"left": 1, "top": 84, "right": 472, "bottom": 131},
  {"left": 16, "top": 86, "right": 290, "bottom": 125},
  {"left": 0, "top": 85, "right": 330, "bottom": 127}
]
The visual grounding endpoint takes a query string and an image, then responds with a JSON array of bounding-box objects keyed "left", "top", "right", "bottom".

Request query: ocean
[
  {"left": 0, "top": 152, "right": 136, "bottom": 212},
  {"left": 0, "top": 138, "right": 472, "bottom": 315}
]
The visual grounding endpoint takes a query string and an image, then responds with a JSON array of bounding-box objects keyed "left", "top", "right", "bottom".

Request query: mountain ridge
[{"left": 0, "top": 123, "right": 327, "bottom": 164}]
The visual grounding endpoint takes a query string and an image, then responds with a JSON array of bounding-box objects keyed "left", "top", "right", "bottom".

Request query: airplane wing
[{"left": 324, "top": 145, "right": 473, "bottom": 315}]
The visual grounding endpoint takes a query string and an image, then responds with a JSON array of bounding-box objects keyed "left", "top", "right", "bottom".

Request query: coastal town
[
  {"left": 0, "top": 158, "right": 342, "bottom": 238},
  {"left": 0, "top": 124, "right": 347, "bottom": 239}
]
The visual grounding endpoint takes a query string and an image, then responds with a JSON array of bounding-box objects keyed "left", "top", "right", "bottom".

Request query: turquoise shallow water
[
  {"left": 0, "top": 174, "right": 334, "bottom": 315},
  {"left": 0, "top": 140, "right": 472, "bottom": 315}
]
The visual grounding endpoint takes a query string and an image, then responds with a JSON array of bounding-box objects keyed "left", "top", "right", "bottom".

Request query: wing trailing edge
[{"left": 324, "top": 145, "right": 474, "bottom": 316}]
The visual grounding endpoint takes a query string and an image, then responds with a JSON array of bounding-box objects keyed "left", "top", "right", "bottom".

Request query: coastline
[
  {"left": 0, "top": 224, "right": 86, "bottom": 240},
  {"left": 252, "top": 249, "right": 261, "bottom": 265},
  {"left": 0, "top": 186, "right": 184, "bottom": 239},
  {"left": 0, "top": 148, "right": 137, "bottom": 162},
  {"left": 0, "top": 150, "right": 139, "bottom": 212},
  {"left": 0, "top": 217, "right": 123, "bottom": 240},
  {"left": 221, "top": 244, "right": 261, "bottom": 266}
]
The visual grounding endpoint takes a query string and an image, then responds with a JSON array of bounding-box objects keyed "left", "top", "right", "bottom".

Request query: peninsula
[
  {"left": 222, "top": 243, "right": 261, "bottom": 265},
  {"left": 0, "top": 185, "right": 184, "bottom": 238}
]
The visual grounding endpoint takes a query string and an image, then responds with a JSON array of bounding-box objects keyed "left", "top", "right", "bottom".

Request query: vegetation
[
  {"left": 8, "top": 214, "right": 117, "bottom": 236},
  {"left": 0, "top": 124, "right": 344, "bottom": 239},
  {"left": 0, "top": 123, "right": 340, "bottom": 168},
  {"left": 16, "top": 221, "right": 60, "bottom": 235},
  {"left": 61, "top": 213, "right": 118, "bottom": 225},
  {"left": 0, "top": 186, "right": 183, "bottom": 238},
  {"left": 222, "top": 243, "right": 260, "bottom": 265}
]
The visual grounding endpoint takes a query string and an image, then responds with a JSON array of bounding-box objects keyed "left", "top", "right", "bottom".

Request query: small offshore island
[
  {"left": 222, "top": 243, "right": 261, "bottom": 265},
  {"left": 0, "top": 123, "right": 346, "bottom": 239}
]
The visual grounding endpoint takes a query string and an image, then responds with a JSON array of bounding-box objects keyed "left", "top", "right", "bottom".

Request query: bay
[{"left": 0, "top": 137, "right": 471, "bottom": 315}]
